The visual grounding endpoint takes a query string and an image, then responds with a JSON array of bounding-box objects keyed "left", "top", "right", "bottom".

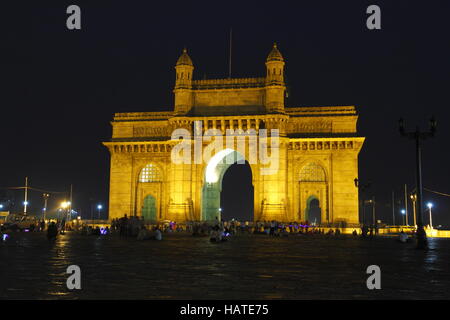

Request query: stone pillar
[
  {"left": 259, "top": 137, "right": 288, "bottom": 221},
  {"left": 108, "top": 152, "right": 133, "bottom": 220}
]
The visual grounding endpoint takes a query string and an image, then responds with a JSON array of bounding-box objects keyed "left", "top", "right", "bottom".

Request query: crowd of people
[{"left": 1, "top": 212, "right": 415, "bottom": 244}]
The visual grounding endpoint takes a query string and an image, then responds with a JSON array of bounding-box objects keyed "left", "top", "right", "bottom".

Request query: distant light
[
  {"left": 97, "top": 205, "right": 102, "bottom": 210},
  {"left": 24, "top": 201, "right": 29, "bottom": 206},
  {"left": 0, "top": 204, "right": 3, "bottom": 209},
  {"left": 427, "top": 202, "right": 433, "bottom": 209},
  {"left": 77, "top": 216, "right": 81, "bottom": 220},
  {"left": 401, "top": 209, "right": 406, "bottom": 214},
  {"left": 219, "top": 208, "right": 222, "bottom": 212},
  {"left": 2, "top": 234, "right": 8, "bottom": 241}
]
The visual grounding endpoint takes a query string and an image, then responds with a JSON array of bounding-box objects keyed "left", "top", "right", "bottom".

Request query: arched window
[
  {"left": 299, "top": 163, "right": 326, "bottom": 182},
  {"left": 139, "top": 164, "right": 162, "bottom": 182}
]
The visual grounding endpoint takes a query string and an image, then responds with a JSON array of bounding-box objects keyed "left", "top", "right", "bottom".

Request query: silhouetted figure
[
  {"left": 361, "top": 225, "right": 368, "bottom": 238},
  {"left": 398, "top": 231, "right": 409, "bottom": 243},
  {"left": 270, "top": 220, "right": 275, "bottom": 236},
  {"left": 119, "top": 214, "right": 129, "bottom": 237},
  {"left": 369, "top": 225, "right": 374, "bottom": 238},
  {"left": 154, "top": 228, "right": 162, "bottom": 240},
  {"left": 47, "top": 222, "right": 58, "bottom": 241}
]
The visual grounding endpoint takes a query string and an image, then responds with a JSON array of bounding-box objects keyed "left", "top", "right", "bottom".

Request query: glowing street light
[
  {"left": 427, "top": 202, "right": 433, "bottom": 230},
  {"left": 97, "top": 204, "right": 102, "bottom": 220},
  {"left": 60, "top": 201, "right": 71, "bottom": 221},
  {"left": 401, "top": 209, "right": 406, "bottom": 225}
]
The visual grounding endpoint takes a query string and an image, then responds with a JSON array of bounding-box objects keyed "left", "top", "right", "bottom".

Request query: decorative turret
[
  {"left": 174, "top": 48, "right": 194, "bottom": 114},
  {"left": 265, "top": 43, "right": 286, "bottom": 113}
]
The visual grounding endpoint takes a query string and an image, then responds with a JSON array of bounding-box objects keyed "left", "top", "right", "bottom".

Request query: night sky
[{"left": 1, "top": 1, "right": 449, "bottom": 226}]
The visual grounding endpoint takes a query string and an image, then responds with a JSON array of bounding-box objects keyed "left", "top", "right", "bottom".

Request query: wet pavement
[{"left": 1, "top": 231, "right": 449, "bottom": 299}]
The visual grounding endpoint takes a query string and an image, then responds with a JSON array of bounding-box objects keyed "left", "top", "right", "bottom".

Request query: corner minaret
[
  {"left": 265, "top": 43, "right": 286, "bottom": 113},
  {"left": 174, "top": 48, "right": 194, "bottom": 115}
]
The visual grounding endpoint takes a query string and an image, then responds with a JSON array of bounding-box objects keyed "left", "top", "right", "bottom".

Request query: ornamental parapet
[
  {"left": 113, "top": 111, "right": 174, "bottom": 121},
  {"left": 103, "top": 141, "right": 175, "bottom": 154},
  {"left": 288, "top": 137, "right": 365, "bottom": 152},
  {"left": 192, "top": 77, "right": 266, "bottom": 90},
  {"left": 286, "top": 106, "right": 357, "bottom": 117}
]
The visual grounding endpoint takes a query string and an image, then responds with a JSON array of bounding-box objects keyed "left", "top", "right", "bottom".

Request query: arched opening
[
  {"left": 305, "top": 196, "right": 321, "bottom": 225},
  {"left": 137, "top": 163, "right": 162, "bottom": 221},
  {"left": 201, "top": 149, "right": 254, "bottom": 222},
  {"left": 220, "top": 162, "right": 254, "bottom": 222},
  {"left": 299, "top": 162, "right": 328, "bottom": 224}
]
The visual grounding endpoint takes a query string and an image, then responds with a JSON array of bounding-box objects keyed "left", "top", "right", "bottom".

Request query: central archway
[
  {"left": 305, "top": 196, "right": 321, "bottom": 225},
  {"left": 201, "top": 149, "right": 254, "bottom": 222}
]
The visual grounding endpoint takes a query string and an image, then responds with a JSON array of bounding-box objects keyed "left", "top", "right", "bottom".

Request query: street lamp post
[
  {"left": 427, "top": 202, "right": 433, "bottom": 230},
  {"left": 399, "top": 116, "right": 437, "bottom": 249},
  {"left": 354, "top": 178, "right": 372, "bottom": 225},
  {"left": 24, "top": 177, "right": 28, "bottom": 215},
  {"left": 410, "top": 193, "right": 417, "bottom": 227},
  {"left": 43, "top": 193, "right": 50, "bottom": 221},
  {"left": 401, "top": 209, "right": 406, "bottom": 226}
]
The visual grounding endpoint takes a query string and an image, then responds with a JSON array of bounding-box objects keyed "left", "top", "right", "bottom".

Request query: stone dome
[
  {"left": 266, "top": 43, "right": 284, "bottom": 62},
  {"left": 176, "top": 48, "right": 193, "bottom": 66}
]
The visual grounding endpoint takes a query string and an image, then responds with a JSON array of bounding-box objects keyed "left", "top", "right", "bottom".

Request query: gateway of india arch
[{"left": 103, "top": 44, "right": 365, "bottom": 225}]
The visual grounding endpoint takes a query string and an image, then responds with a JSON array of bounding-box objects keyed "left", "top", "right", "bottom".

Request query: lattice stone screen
[
  {"left": 139, "top": 164, "right": 162, "bottom": 182},
  {"left": 299, "top": 163, "right": 326, "bottom": 182}
]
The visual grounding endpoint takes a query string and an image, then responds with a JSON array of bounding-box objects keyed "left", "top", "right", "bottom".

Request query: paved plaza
[{"left": 1, "top": 232, "right": 449, "bottom": 299}]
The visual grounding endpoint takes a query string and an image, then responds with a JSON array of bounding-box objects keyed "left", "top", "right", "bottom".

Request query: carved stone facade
[{"left": 103, "top": 44, "right": 365, "bottom": 225}]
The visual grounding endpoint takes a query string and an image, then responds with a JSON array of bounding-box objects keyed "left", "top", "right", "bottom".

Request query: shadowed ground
[{"left": 1, "top": 232, "right": 449, "bottom": 299}]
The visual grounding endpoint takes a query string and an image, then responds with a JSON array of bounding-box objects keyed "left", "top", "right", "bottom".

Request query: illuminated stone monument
[{"left": 103, "top": 44, "right": 365, "bottom": 225}]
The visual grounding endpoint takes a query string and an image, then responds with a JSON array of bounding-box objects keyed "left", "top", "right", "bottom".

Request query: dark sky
[{"left": 1, "top": 1, "right": 449, "bottom": 226}]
